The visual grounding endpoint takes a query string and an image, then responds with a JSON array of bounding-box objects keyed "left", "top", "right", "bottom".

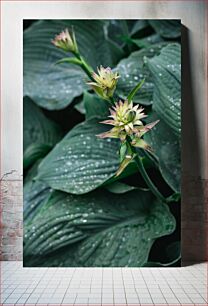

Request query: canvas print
[{"left": 23, "top": 20, "right": 181, "bottom": 267}]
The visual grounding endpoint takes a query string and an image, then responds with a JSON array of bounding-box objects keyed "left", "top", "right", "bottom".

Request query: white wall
[{"left": 1, "top": 1, "right": 207, "bottom": 180}]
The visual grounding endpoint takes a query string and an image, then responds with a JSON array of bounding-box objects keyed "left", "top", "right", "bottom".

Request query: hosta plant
[{"left": 23, "top": 20, "right": 181, "bottom": 267}]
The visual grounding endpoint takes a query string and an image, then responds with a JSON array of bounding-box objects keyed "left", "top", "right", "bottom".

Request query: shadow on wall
[{"left": 181, "top": 25, "right": 208, "bottom": 265}]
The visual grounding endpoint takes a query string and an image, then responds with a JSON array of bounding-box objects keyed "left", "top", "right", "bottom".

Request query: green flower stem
[
  {"left": 75, "top": 53, "right": 94, "bottom": 81},
  {"left": 134, "top": 154, "right": 167, "bottom": 203},
  {"left": 125, "top": 137, "right": 166, "bottom": 203},
  {"left": 80, "top": 57, "right": 94, "bottom": 81}
]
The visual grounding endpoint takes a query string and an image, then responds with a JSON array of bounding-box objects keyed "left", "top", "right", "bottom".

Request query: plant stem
[
  {"left": 80, "top": 57, "right": 94, "bottom": 81},
  {"left": 125, "top": 137, "right": 166, "bottom": 203},
  {"left": 134, "top": 154, "right": 166, "bottom": 203},
  {"left": 75, "top": 53, "right": 94, "bottom": 81}
]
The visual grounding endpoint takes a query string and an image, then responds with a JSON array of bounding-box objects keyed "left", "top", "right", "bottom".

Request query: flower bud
[
  {"left": 87, "top": 66, "right": 119, "bottom": 100},
  {"left": 126, "top": 110, "right": 136, "bottom": 122},
  {"left": 52, "top": 28, "right": 78, "bottom": 54}
]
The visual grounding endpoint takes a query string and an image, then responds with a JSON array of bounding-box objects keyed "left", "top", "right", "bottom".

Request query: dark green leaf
[
  {"left": 116, "top": 42, "right": 168, "bottom": 105},
  {"left": 127, "top": 78, "right": 145, "bottom": 102},
  {"left": 106, "top": 38, "right": 125, "bottom": 65},
  {"left": 37, "top": 119, "right": 120, "bottom": 194},
  {"left": 149, "top": 20, "right": 181, "bottom": 38},
  {"left": 132, "top": 34, "right": 164, "bottom": 49},
  {"left": 105, "top": 160, "right": 139, "bottom": 184},
  {"left": 119, "top": 142, "right": 128, "bottom": 162},
  {"left": 55, "top": 57, "right": 82, "bottom": 66},
  {"left": 24, "top": 160, "right": 52, "bottom": 220},
  {"left": 146, "top": 43, "right": 181, "bottom": 136},
  {"left": 104, "top": 182, "right": 138, "bottom": 194},
  {"left": 105, "top": 20, "right": 148, "bottom": 47},
  {"left": 23, "top": 97, "right": 62, "bottom": 169},
  {"left": 83, "top": 91, "right": 110, "bottom": 120},
  {"left": 74, "top": 100, "right": 86, "bottom": 115},
  {"left": 24, "top": 189, "right": 176, "bottom": 267},
  {"left": 143, "top": 257, "right": 180, "bottom": 267},
  {"left": 145, "top": 114, "right": 181, "bottom": 193},
  {"left": 23, "top": 143, "right": 51, "bottom": 170},
  {"left": 166, "top": 192, "right": 181, "bottom": 203},
  {"left": 130, "top": 20, "right": 149, "bottom": 36}
]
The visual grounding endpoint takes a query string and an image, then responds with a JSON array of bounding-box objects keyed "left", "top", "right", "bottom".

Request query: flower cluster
[
  {"left": 51, "top": 27, "right": 164, "bottom": 198},
  {"left": 88, "top": 66, "right": 120, "bottom": 100},
  {"left": 97, "top": 100, "right": 159, "bottom": 152},
  {"left": 52, "top": 28, "right": 78, "bottom": 54},
  {"left": 52, "top": 27, "right": 159, "bottom": 169}
]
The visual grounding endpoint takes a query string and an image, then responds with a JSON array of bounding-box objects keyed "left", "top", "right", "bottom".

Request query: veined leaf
[
  {"left": 37, "top": 119, "right": 120, "bottom": 194},
  {"left": 24, "top": 20, "right": 116, "bottom": 110},
  {"left": 131, "top": 34, "right": 164, "bottom": 49},
  {"left": 83, "top": 91, "right": 110, "bottom": 120},
  {"left": 144, "top": 114, "right": 181, "bottom": 193},
  {"left": 104, "top": 181, "right": 138, "bottom": 194},
  {"left": 55, "top": 57, "right": 83, "bottom": 66},
  {"left": 24, "top": 180, "right": 51, "bottom": 221},
  {"left": 127, "top": 79, "right": 145, "bottom": 102},
  {"left": 105, "top": 20, "right": 148, "bottom": 47},
  {"left": 149, "top": 20, "right": 181, "bottom": 38},
  {"left": 74, "top": 100, "right": 86, "bottom": 115},
  {"left": 23, "top": 143, "right": 51, "bottom": 170},
  {"left": 24, "top": 189, "right": 176, "bottom": 267},
  {"left": 116, "top": 42, "right": 168, "bottom": 105},
  {"left": 23, "top": 97, "right": 62, "bottom": 169},
  {"left": 146, "top": 43, "right": 181, "bottom": 136},
  {"left": 24, "top": 159, "right": 52, "bottom": 220},
  {"left": 106, "top": 39, "right": 125, "bottom": 65}
]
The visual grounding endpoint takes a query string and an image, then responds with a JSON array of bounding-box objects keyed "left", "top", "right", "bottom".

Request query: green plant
[{"left": 23, "top": 20, "right": 181, "bottom": 267}]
